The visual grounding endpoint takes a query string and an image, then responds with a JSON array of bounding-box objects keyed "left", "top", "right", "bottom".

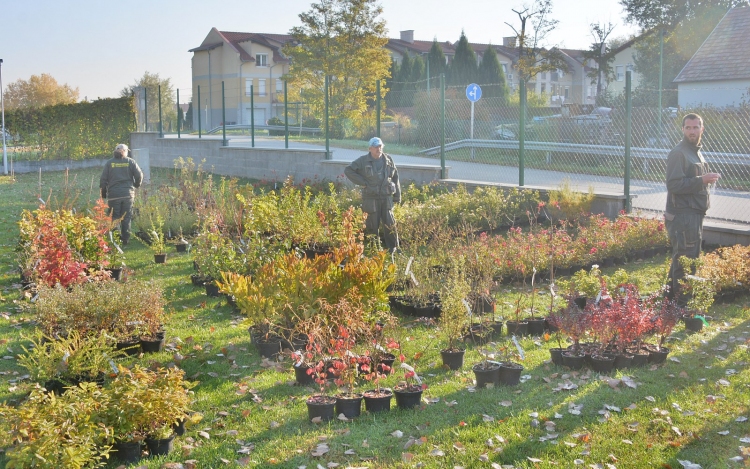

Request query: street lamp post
[{"left": 1, "top": 59, "right": 7, "bottom": 175}]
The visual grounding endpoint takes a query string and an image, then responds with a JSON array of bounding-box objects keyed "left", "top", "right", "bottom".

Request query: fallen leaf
[
  {"left": 391, "top": 430, "right": 404, "bottom": 438},
  {"left": 198, "top": 431, "right": 210, "bottom": 440},
  {"left": 677, "top": 460, "right": 702, "bottom": 469},
  {"left": 527, "top": 457, "right": 543, "bottom": 463},
  {"left": 429, "top": 448, "right": 445, "bottom": 457},
  {"left": 500, "top": 400, "right": 513, "bottom": 407}
]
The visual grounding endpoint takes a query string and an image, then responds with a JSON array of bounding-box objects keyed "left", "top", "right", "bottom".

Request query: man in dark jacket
[
  {"left": 344, "top": 137, "right": 401, "bottom": 251},
  {"left": 665, "top": 113, "right": 720, "bottom": 302},
  {"left": 100, "top": 144, "right": 143, "bottom": 245}
]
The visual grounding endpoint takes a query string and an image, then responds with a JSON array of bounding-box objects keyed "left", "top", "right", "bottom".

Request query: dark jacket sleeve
[
  {"left": 99, "top": 162, "right": 110, "bottom": 198},
  {"left": 666, "top": 148, "right": 704, "bottom": 195},
  {"left": 131, "top": 160, "right": 144, "bottom": 188},
  {"left": 391, "top": 158, "right": 401, "bottom": 203},
  {"left": 344, "top": 157, "right": 369, "bottom": 186}
]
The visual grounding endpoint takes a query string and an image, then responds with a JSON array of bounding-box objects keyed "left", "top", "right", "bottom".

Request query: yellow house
[{"left": 189, "top": 28, "right": 293, "bottom": 130}]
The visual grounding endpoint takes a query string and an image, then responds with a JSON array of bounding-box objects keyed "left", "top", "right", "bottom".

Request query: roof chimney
[
  {"left": 503, "top": 36, "right": 517, "bottom": 47},
  {"left": 400, "top": 30, "right": 415, "bottom": 43}
]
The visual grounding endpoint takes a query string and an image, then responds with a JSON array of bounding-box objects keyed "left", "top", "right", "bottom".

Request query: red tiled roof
[
  {"left": 386, "top": 38, "right": 455, "bottom": 56},
  {"left": 674, "top": 5, "right": 750, "bottom": 83}
]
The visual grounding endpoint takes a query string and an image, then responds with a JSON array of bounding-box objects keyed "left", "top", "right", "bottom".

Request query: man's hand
[{"left": 702, "top": 173, "right": 721, "bottom": 184}]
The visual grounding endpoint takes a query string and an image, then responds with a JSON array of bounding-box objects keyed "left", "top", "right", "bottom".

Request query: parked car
[
  {"left": 574, "top": 107, "right": 613, "bottom": 125},
  {"left": 494, "top": 125, "right": 517, "bottom": 140}
]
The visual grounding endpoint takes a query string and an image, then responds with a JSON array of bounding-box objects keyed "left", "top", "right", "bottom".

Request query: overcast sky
[{"left": 0, "top": 0, "right": 639, "bottom": 101}]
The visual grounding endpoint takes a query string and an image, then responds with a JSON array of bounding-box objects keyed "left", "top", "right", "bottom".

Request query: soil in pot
[
  {"left": 440, "top": 348, "right": 465, "bottom": 370},
  {"left": 146, "top": 435, "right": 174, "bottom": 456},
  {"left": 589, "top": 353, "right": 616, "bottom": 374},
  {"left": 363, "top": 389, "right": 393, "bottom": 412},
  {"left": 647, "top": 346, "right": 670, "bottom": 364},
  {"left": 113, "top": 440, "right": 143, "bottom": 463},
  {"left": 562, "top": 351, "right": 585, "bottom": 370},
  {"left": 505, "top": 320, "right": 529, "bottom": 337},
  {"left": 472, "top": 361, "right": 501, "bottom": 388},
  {"left": 140, "top": 332, "right": 166, "bottom": 353},
  {"left": 465, "top": 324, "right": 491, "bottom": 344},
  {"left": 629, "top": 350, "right": 650, "bottom": 368},
  {"left": 498, "top": 361, "right": 524, "bottom": 386},
  {"left": 549, "top": 348, "right": 565, "bottom": 366},
  {"left": 306, "top": 395, "right": 337, "bottom": 421},
  {"left": 205, "top": 282, "right": 220, "bottom": 297},
  {"left": 154, "top": 253, "right": 167, "bottom": 264},
  {"left": 394, "top": 384, "right": 424, "bottom": 410},
  {"left": 526, "top": 318, "right": 545, "bottom": 336},
  {"left": 488, "top": 321, "right": 504, "bottom": 338},
  {"left": 335, "top": 393, "right": 363, "bottom": 419}
]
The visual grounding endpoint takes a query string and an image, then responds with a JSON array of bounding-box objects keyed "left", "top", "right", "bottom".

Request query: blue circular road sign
[{"left": 466, "top": 83, "right": 482, "bottom": 102}]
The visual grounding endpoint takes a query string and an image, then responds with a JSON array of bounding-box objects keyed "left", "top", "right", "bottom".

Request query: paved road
[{"left": 166, "top": 134, "right": 750, "bottom": 226}]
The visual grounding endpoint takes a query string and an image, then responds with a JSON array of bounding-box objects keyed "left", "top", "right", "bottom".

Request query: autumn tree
[
  {"left": 477, "top": 46, "right": 509, "bottom": 102},
  {"left": 120, "top": 72, "right": 176, "bottom": 130},
  {"left": 449, "top": 31, "right": 478, "bottom": 86},
  {"left": 505, "top": 0, "right": 568, "bottom": 85},
  {"left": 4, "top": 74, "right": 79, "bottom": 109},
  {"left": 583, "top": 22, "right": 617, "bottom": 99},
  {"left": 283, "top": 0, "right": 390, "bottom": 138}
]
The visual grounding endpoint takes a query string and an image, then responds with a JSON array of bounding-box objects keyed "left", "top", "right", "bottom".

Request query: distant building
[{"left": 674, "top": 5, "right": 750, "bottom": 108}]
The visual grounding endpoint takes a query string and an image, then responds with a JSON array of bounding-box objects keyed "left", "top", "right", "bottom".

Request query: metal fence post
[
  {"left": 158, "top": 85, "right": 163, "bottom": 138},
  {"left": 144, "top": 90, "right": 148, "bottom": 132},
  {"left": 176, "top": 89, "right": 180, "bottom": 139},
  {"left": 440, "top": 73, "right": 446, "bottom": 179},
  {"left": 250, "top": 84, "right": 255, "bottom": 147},
  {"left": 519, "top": 80, "right": 526, "bottom": 187},
  {"left": 197, "top": 86, "right": 201, "bottom": 139},
  {"left": 625, "top": 71, "right": 633, "bottom": 212},
  {"left": 376, "top": 80, "right": 381, "bottom": 138},
  {"left": 325, "top": 76, "right": 330, "bottom": 160},
  {"left": 221, "top": 81, "right": 227, "bottom": 146},
  {"left": 284, "top": 80, "right": 289, "bottom": 149}
]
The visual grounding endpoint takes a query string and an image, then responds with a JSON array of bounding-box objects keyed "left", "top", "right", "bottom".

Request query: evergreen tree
[
  {"left": 184, "top": 102, "right": 193, "bottom": 130},
  {"left": 410, "top": 55, "right": 425, "bottom": 84},
  {"left": 427, "top": 40, "right": 446, "bottom": 88},
  {"left": 385, "top": 58, "right": 400, "bottom": 108},
  {"left": 449, "top": 31, "right": 478, "bottom": 86},
  {"left": 477, "top": 46, "right": 509, "bottom": 102}
]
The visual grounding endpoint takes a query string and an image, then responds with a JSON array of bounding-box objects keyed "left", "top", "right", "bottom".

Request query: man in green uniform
[
  {"left": 344, "top": 137, "right": 401, "bottom": 251},
  {"left": 100, "top": 144, "right": 143, "bottom": 246},
  {"left": 665, "top": 113, "right": 720, "bottom": 303}
]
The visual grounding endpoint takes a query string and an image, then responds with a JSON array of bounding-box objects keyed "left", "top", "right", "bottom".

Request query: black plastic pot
[
  {"left": 440, "top": 348, "right": 465, "bottom": 370},
  {"left": 505, "top": 320, "right": 529, "bottom": 336},
  {"left": 613, "top": 353, "right": 634, "bottom": 370},
  {"left": 190, "top": 274, "right": 206, "bottom": 286},
  {"left": 526, "top": 318, "right": 545, "bottom": 336},
  {"left": 394, "top": 386, "right": 423, "bottom": 410},
  {"left": 465, "top": 324, "right": 491, "bottom": 344},
  {"left": 472, "top": 361, "right": 501, "bottom": 388},
  {"left": 648, "top": 346, "right": 670, "bottom": 364},
  {"left": 549, "top": 347, "right": 565, "bottom": 366},
  {"left": 683, "top": 315, "right": 704, "bottom": 332},
  {"left": 146, "top": 436, "right": 174, "bottom": 456},
  {"left": 562, "top": 351, "right": 585, "bottom": 370},
  {"left": 294, "top": 364, "right": 316, "bottom": 385},
  {"left": 306, "top": 396, "right": 336, "bottom": 421},
  {"left": 140, "top": 330, "right": 166, "bottom": 353},
  {"left": 173, "top": 418, "right": 186, "bottom": 436},
  {"left": 630, "top": 351, "right": 649, "bottom": 367},
  {"left": 335, "top": 394, "right": 363, "bottom": 419},
  {"left": 488, "top": 321, "right": 504, "bottom": 338},
  {"left": 363, "top": 389, "right": 392, "bottom": 412},
  {"left": 106, "top": 268, "right": 123, "bottom": 281},
  {"left": 590, "top": 353, "right": 616, "bottom": 374},
  {"left": 113, "top": 440, "right": 142, "bottom": 463},
  {"left": 255, "top": 339, "right": 282, "bottom": 358},
  {"left": 44, "top": 379, "right": 70, "bottom": 395},
  {"left": 176, "top": 243, "right": 188, "bottom": 253},
  {"left": 154, "top": 253, "right": 167, "bottom": 264},
  {"left": 601, "top": 257, "right": 615, "bottom": 268},
  {"left": 498, "top": 361, "right": 524, "bottom": 386},
  {"left": 375, "top": 353, "right": 396, "bottom": 374},
  {"left": 205, "top": 282, "right": 220, "bottom": 297},
  {"left": 116, "top": 340, "right": 142, "bottom": 356}
]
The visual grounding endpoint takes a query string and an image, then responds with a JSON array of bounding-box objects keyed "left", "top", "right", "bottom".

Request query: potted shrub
[
  {"left": 472, "top": 340, "right": 501, "bottom": 389},
  {"left": 149, "top": 212, "right": 168, "bottom": 263},
  {"left": 438, "top": 267, "right": 470, "bottom": 370},
  {"left": 143, "top": 367, "right": 195, "bottom": 456},
  {"left": 393, "top": 350, "right": 427, "bottom": 410},
  {"left": 679, "top": 257, "right": 715, "bottom": 333},
  {"left": 304, "top": 338, "right": 337, "bottom": 422},
  {"left": 174, "top": 227, "right": 190, "bottom": 253},
  {"left": 329, "top": 325, "right": 364, "bottom": 419},
  {"left": 525, "top": 268, "right": 546, "bottom": 336},
  {"left": 648, "top": 296, "right": 683, "bottom": 363},
  {"left": 505, "top": 295, "right": 529, "bottom": 337},
  {"left": 18, "top": 330, "right": 126, "bottom": 394},
  {"left": 361, "top": 335, "right": 399, "bottom": 413},
  {"left": 0, "top": 383, "right": 113, "bottom": 468},
  {"left": 497, "top": 338, "right": 525, "bottom": 386}
]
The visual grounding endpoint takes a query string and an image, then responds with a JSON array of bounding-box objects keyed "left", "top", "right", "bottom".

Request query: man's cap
[
  {"left": 115, "top": 144, "right": 129, "bottom": 153},
  {"left": 368, "top": 137, "right": 383, "bottom": 147}
]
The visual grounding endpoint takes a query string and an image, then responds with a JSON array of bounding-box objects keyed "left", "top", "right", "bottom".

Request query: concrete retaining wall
[{"left": 12, "top": 158, "right": 107, "bottom": 174}]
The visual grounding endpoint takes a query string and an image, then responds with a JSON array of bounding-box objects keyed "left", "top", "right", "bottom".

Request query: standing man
[
  {"left": 664, "top": 113, "right": 720, "bottom": 303},
  {"left": 100, "top": 144, "right": 143, "bottom": 246},
  {"left": 344, "top": 137, "right": 401, "bottom": 251}
]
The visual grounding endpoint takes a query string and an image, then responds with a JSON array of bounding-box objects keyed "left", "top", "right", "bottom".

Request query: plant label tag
[
  {"left": 126, "top": 321, "right": 144, "bottom": 326},
  {"left": 549, "top": 284, "right": 557, "bottom": 297},
  {"left": 462, "top": 299, "right": 472, "bottom": 316},
  {"left": 102, "top": 354, "right": 119, "bottom": 374},
  {"left": 375, "top": 344, "right": 386, "bottom": 352},
  {"left": 62, "top": 351, "right": 70, "bottom": 364},
  {"left": 405, "top": 257, "right": 414, "bottom": 276},
  {"left": 595, "top": 291, "right": 602, "bottom": 304},
  {"left": 532, "top": 267, "right": 537, "bottom": 287},
  {"left": 512, "top": 336, "right": 526, "bottom": 360},
  {"left": 115, "top": 244, "right": 123, "bottom": 254},
  {"left": 400, "top": 362, "right": 422, "bottom": 384},
  {"left": 237, "top": 246, "right": 245, "bottom": 254},
  {"left": 109, "top": 232, "right": 114, "bottom": 243},
  {"left": 410, "top": 272, "right": 419, "bottom": 287}
]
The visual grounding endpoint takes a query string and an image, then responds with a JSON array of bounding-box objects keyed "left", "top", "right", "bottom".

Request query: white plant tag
[
  {"left": 375, "top": 344, "right": 386, "bottom": 352},
  {"left": 62, "top": 351, "right": 70, "bottom": 364},
  {"left": 103, "top": 354, "right": 119, "bottom": 374},
  {"left": 512, "top": 336, "right": 526, "bottom": 361},
  {"left": 532, "top": 267, "right": 537, "bottom": 287},
  {"left": 400, "top": 362, "right": 422, "bottom": 384},
  {"left": 409, "top": 272, "right": 419, "bottom": 287},
  {"left": 462, "top": 299, "right": 472, "bottom": 316},
  {"left": 405, "top": 256, "right": 414, "bottom": 276}
]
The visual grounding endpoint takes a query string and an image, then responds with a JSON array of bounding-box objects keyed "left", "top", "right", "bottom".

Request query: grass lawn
[{"left": 0, "top": 168, "right": 749, "bottom": 469}]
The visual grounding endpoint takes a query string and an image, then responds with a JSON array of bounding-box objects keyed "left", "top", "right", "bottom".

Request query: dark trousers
[
  {"left": 363, "top": 197, "right": 399, "bottom": 251},
  {"left": 108, "top": 197, "right": 134, "bottom": 244},
  {"left": 666, "top": 211, "right": 703, "bottom": 304}
]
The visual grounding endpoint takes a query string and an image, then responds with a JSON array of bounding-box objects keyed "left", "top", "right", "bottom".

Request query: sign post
[{"left": 466, "top": 83, "right": 482, "bottom": 160}]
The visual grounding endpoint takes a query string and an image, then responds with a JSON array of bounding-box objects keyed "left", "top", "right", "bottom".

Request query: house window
[
  {"left": 276, "top": 79, "right": 283, "bottom": 94},
  {"left": 245, "top": 78, "right": 252, "bottom": 97},
  {"left": 541, "top": 71, "right": 547, "bottom": 80},
  {"left": 540, "top": 83, "right": 546, "bottom": 93},
  {"left": 616, "top": 65, "right": 624, "bottom": 81},
  {"left": 256, "top": 53, "right": 268, "bottom": 67},
  {"left": 564, "top": 86, "right": 569, "bottom": 99},
  {"left": 551, "top": 71, "right": 559, "bottom": 82},
  {"left": 258, "top": 79, "right": 266, "bottom": 97},
  {"left": 558, "top": 70, "right": 564, "bottom": 79}
]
